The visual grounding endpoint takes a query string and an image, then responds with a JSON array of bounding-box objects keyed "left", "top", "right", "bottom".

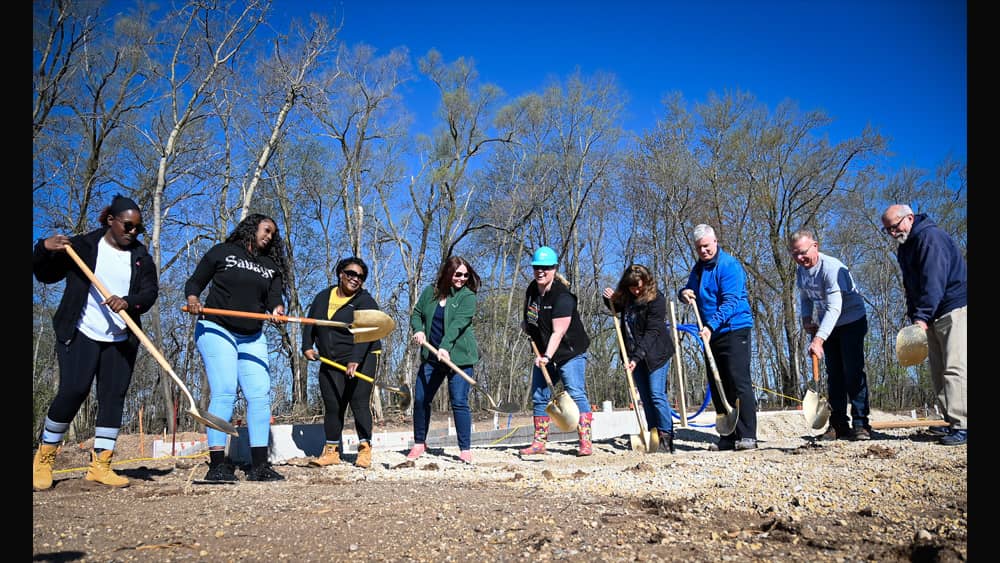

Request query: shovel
[
  {"left": 690, "top": 302, "right": 740, "bottom": 436},
  {"left": 608, "top": 301, "right": 658, "bottom": 453},
  {"left": 529, "top": 340, "right": 579, "bottom": 432},
  {"left": 317, "top": 355, "right": 412, "bottom": 407},
  {"left": 182, "top": 306, "right": 395, "bottom": 343},
  {"left": 418, "top": 341, "right": 519, "bottom": 414},
  {"left": 895, "top": 324, "right": 928, "bottom": 367},
  {"left": 64, "top": 245, "right": 239, "bottom": 437},
  {"left": 802, "top": 353, "right": 831, "bottom": 430}
]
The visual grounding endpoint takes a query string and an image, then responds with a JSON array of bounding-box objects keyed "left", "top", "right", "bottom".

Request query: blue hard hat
[{"left": 531, "top": 246, "right": 559, "bottom": 266}]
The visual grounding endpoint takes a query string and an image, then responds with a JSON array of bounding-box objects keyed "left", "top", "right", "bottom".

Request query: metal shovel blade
[
  {"left": 490, "top": 400, "right": 521, "bottom": 414},
  {"left": 546, "top": 391, "right": 580, "bottom": 432},
  {"left": 189, "top": 409, "right": 240, "bottom": 437},
  {"left": 802, "top": 355, "right": 831, "bottom": 430},
  {"left": 715, "top": 398, "right": 740, "bottom": 436},
  {"left": 895, "top": 324, "right": 928, "bottom": 367}
]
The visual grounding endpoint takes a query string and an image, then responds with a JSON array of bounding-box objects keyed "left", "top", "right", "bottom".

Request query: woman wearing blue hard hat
[{"left": 520, "top": 246, "right": 594, "bottom": 456}]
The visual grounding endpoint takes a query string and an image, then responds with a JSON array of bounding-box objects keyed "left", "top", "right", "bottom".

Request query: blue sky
[{"left": 275, "top": 0, "right": 966, "bottom": 173}]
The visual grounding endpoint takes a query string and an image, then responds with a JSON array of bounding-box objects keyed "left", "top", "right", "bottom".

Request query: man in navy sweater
[{"left": 881, "top": 204, "right": 967, "bottom": 446}]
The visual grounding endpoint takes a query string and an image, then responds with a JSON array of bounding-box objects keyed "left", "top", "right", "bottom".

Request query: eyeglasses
[
  {"left": 116, "top": 217, "right": 145, "bottom": 234},
  {"left": 788, "top": 243, "right": 814, "bottom": 257},
  {"left": 341, "top": 270, "right": 365, "bottom": 280},
  {"left": 453, "top": 272, "right": 470, "bottom": 279},
  {"left": 883, "top": 215, "right": 910, "bottom": 234},
  {"left": 532, "top": 265, "right": 556, "bottom": 271}
]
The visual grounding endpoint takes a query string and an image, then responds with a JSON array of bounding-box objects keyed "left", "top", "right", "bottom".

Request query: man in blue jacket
[
  {"left": 881, "top": 204, "right": 967, "bottom": 446},
  {"left": 679, "top": 224, "right": 757, "bottom": 451}
]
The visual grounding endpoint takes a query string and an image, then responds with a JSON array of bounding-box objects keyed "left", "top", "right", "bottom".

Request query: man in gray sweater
[{"left": 789, "top": 229, "right": 871, "bottom": 440}]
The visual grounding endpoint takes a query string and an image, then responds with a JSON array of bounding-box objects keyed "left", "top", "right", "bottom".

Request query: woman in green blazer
[{"left": 406, "top": 256, "right": 481, "bottom": 463}]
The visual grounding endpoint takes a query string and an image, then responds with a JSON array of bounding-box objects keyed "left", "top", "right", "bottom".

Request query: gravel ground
[{"left": 32, "top": 410, "right": 968, "bottom": 562}]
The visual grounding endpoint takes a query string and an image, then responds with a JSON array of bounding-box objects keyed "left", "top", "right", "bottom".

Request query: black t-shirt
[
  {"left": 523, "top": 278, "right": 590, "bottom": 364},
  {"left": 184, "top": 242, "right": 284, "bottom": 335}
]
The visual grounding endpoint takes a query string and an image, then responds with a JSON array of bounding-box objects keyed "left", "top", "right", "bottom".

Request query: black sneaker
[
  {"left": 245, "top": 463, "right": 285, "bottom": 482},
  {"left": 926, "top": 425, "right": 950, "bottom": 437},
  {"left": 819, "top": 426, "right": 851, "bottom": 441},
  {"left": 203, "top": 462, "right": 238, "bottom": 482},
  {"left": 709, "top": 437, "right": 736, "bottom": 451},
  {"left": 734, "top": 438, "right": 758, "bottom": 450},
  {"left": 851, "top": 427, "right": 871, "bottom": 441}
]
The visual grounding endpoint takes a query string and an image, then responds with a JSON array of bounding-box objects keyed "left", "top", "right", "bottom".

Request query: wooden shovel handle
[
  {"left": 182, "top": 305, "right": 349, "bottom": 328},
  {"left": 812, "top": 353, "right": 820, "bottom": 383},
  {"left": 64, "top": 245, "right": 196, "bottom": 406},
  {"left": 419, "top": 341, "right": 477, "bottom": 386},
  {"left": 528, "top": 339, "right": 557, "bottom": 391}
]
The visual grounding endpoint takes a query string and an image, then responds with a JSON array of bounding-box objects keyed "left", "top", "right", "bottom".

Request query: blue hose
[{"left": 669, "top": 323, "right": 715, "bottom": 428}]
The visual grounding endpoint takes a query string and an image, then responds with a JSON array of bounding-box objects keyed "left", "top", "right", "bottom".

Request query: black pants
[
  {"left": 824, "top": 316, "right": 870, "bottom": 431},
  {"left": 48, "top": 332, "right": 137, "bottom": 428},
  {"left": 705, "top": 327, "right": 756, "bottom": 440},
  {"left": 317, "top": 354, "right": 376, "bottom": 442}
]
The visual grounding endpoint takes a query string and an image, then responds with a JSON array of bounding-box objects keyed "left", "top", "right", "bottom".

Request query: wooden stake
[
  {"left": 668, "top": 301, "right": 689, "bottom": 428},
  {"left": 139, "top": 405, "right": 145, "bottom": 458}
]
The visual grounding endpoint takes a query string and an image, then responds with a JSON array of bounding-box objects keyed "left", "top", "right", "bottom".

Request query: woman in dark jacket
[
  {"left": 32, "top": 194, "right": 159, "bottom": 490},
  {"left": 302, "top": 257, "right": 383, "bottom": 469},
  {"left": 406, "top": 256, "right": 481, "bottom": 464},
  {"left": 603, "top": 264, "right": 676, "bottom": 453}
]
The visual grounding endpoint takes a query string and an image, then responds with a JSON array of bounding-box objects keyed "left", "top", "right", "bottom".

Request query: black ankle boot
[
  {"left": 658, "top": 430, "right": 675, "bottom": 454},
  {"left": 204, "top": 449, "right": 237, "bottom": 481},
  {"left": 246, "top": 446, "right": 284, "bottom": 482}
]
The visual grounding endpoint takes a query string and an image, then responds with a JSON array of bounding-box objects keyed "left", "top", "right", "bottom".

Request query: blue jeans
[
  {"left": 824, "top": 316, "right": 870, "bottom": 430},
  {"left": 195, "top": 320, "right": 272, "bottom": 448},
  {"left": 530, "top": 353, "right": 592, "bottom": 416},
  {"left": 633, "top": 360, "right": 673, "bottom": 434},
  {"left": 412, "top": 361, "right": 472, "bottom": 450}
]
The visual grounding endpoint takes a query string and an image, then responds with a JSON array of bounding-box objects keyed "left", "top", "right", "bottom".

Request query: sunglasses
[
  {"left": 453, "top": 272, "right": 470, "bottom": 279},
  {"left": 116, "top": 217, "right": 146, "bottom": 234},
  {"left": 341, "top": 269, "right": 365, "bottom": 280},
  {"left": 883, "top": 215, "right": 910, "bottom": 234},
  {"left": 532, "top": 265, "right": 555, "bottom": 271}
]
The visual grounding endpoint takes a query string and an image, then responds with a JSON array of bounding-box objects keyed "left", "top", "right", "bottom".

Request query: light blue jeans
[
  {"left": 633, "top": 360, "right": 673, "bottom": 433},
  {"left": 195, "top": 320, "right": 272, "bottom": 448},
  {"left": 530, "top": 353, "right": 592, "bottom": 416}
]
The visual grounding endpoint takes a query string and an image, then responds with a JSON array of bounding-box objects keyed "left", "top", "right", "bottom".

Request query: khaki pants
[{"left": 927, "top": 306, "right": 967, "bottom": 430}]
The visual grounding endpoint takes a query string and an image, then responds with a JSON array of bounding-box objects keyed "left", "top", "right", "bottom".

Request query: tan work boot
[
  {"left": 310, "top": 443, "right": 340, "bottom": 467},
  {"left": 355, "top": 442, "right": 372, "bottom": 469},
  {"left": 33, "top": 444, "right": 60, "bottom": 491},
  {"left": 84, "top": 450, "right": 129, "bottom": 488}
]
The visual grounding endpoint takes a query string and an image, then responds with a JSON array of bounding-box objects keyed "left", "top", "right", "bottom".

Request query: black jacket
[
  {"left": 523, "top": 278, "right": 590, "bottom": 364},
  {"left": 301, "top": 286, "right": 382, "bottom": 365},
  {"left": 33, "top": 227, "right": 159, "bottom": 344},
  {"left": 604, "top": 290, "right": 674, "bottom": 372}
]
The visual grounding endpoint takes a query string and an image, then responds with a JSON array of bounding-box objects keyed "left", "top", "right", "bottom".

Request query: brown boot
[
  {"left": 355, "top": 442, "right": 372, "bottom": 469},
  {"left": 310, "top": 443, "right": 340, "bottom": 467},
  {"left": 33, "top": 444, "right": 59, "bottom": 491},
  {"left": 577, "top": 412, "right": 593, "bottom": 456},
  {"left": 84, "top": 450, "right": 129, "bottom": 488},
  {"left": 519, "top": 416, "right": 551, "bottom": 456}
]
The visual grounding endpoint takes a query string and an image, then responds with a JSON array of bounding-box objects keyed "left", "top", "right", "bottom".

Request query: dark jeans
[
  {"left": 824, "top": 316, "right": 870, "bottom": 430},
  {"left": 412, "top": 361, "right": 473, "bottom": 450},
  {"left": 318, "top": 354, "right": 377, "bottom": 443},
  {"left": 706, "top": 327, "right": 756, "bottom": 440},
  {"left": 49, "top": 332, "right": 137, "bottom": 428}
]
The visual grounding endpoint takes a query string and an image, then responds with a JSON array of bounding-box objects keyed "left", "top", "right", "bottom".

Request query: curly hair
[
  {"left": 434, "top": 256, "right": 480, "bottom": 299},
  {"left": 225, "top": 213, "right": 290, "bottom": 291},
  {"left": 613, "top": 264, "right": 658, "bottom": 306}
]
